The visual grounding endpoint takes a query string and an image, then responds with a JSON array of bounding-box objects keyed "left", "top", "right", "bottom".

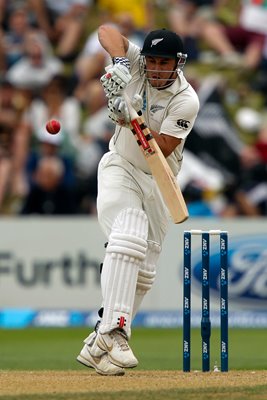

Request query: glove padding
[
  {"left": 108, "top": 94, "right": 143, "bottom": 127},
  {"left": 101, "top": 62, "right": 132, "bottom": 98},
  {"left": 108, "top": 96, "right": 130, "bottom": 127}
]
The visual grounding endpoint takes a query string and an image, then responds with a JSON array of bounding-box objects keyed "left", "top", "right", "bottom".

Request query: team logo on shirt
[
  {"left": 177, "top": 119, "right": 190, "bottom": 129},
  {"left": 150, "top": 104, "right": 165, "bottom": 114}
]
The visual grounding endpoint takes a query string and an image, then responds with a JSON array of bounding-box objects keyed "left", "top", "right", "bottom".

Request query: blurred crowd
[{"left": 0, "top": 0, "right": 267, "bottom": 217}]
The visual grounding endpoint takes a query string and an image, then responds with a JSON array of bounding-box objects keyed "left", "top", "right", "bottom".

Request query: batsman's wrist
[{"left": 112, "top": 57, "right": 130, "bottom": 71}]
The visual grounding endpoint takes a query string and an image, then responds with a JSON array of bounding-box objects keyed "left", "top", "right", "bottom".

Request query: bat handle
[{"left": 123, "top": 93, "right": 140, "bottom": 121}]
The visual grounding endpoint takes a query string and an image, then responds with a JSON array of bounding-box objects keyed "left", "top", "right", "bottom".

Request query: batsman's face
[{"left": 145, "top": 56, "right": 177, "bottom": 88}]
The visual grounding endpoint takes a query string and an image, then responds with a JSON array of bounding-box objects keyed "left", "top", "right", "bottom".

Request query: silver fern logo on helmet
[{"left": 151, "top": 38, "right": 164, "bottom": 47}]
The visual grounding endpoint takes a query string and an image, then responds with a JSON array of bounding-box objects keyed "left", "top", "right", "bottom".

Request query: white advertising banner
[
  {"left": 0, "top": 217, "right": 267, "bottom": 327},
  {"left": 0, "top": 217, "right": 104, "bottom": 308}
]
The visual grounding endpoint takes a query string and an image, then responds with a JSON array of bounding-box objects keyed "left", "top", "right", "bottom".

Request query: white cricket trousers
[{"left": 97, "top": 151, "right": 170, "bottom": 246}]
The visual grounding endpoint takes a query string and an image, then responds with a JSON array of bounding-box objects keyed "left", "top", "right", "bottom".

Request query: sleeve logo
[{"left": 177, "top": 119, "right": 190, "bottom": 129}]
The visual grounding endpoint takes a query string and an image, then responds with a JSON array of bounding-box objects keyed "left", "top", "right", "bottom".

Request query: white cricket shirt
[{"left": 109, "top": 41, "right": 199, "bottom": 176}]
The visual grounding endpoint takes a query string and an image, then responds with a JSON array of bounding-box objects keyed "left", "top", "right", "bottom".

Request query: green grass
[
  {"left": 1, "top": 328, "right": 267, "bottom": 399},
  {"left": 0, "top": 327, "right": 266, "bottom": 371}
]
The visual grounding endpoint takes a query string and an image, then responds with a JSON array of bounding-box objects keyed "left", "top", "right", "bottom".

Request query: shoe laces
[{"left": 111, "top": 330, "right": 130, "bottom": 351}]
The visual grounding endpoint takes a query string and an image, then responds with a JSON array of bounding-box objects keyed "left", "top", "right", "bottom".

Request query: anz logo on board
[{"left": 191, "top": 234, "right": 267, "bottom": 308}]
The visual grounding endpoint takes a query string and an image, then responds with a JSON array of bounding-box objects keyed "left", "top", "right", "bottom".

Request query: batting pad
[
  {"left": 100, "top": 208, "right": 148, "bottom": 337},
  {"left": 132, "top": 241, "right": 161, "bottom": 319}
]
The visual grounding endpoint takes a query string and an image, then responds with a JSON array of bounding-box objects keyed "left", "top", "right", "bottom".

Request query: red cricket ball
[{"left": 46, "top": 119, "right": 61, "bottom": 135}]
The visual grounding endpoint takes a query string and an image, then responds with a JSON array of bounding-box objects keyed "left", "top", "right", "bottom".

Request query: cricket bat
[{"left": 124, "top": 95, "right": 189, "bottom": 224}]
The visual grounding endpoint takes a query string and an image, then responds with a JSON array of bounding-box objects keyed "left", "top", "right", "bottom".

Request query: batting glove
[
  {"left": 108, "top": 96, "right": 131, "bottom": 127},
  {"left": 131, "top": 94, "right": 143, "bottom": 114},
  {"left": 101, "top": 57, "right": 132, "bottom": 98}
]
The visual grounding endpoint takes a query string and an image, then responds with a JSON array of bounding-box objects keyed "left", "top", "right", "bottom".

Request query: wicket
[{"left": 183, "top": 229, "right": 229, "bottom": 372}]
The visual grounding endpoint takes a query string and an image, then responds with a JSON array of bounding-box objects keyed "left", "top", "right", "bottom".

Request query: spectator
[
  {"left": 113, "top": 12, "right": 147, "bottom": 47},
  {"left": 255, "top": 121, "right": 267, "bottom": 165},
  {"left": 235, "top": 120, "right": 267, "bottom": 216},
  {"left": 6, "top": 29, "right": 64, "bottom": 90},
  {"left": 179, "top": 148, "right": 225, "bottom": 216},
  {"left": 20, "top": 155, "right": 76, "bottom": 215},
  {"left": 0, "top": 78, "right": 27, "bottom": 212},
  {"left": 10, "top": 73, "right": 82, "bottom": 200},
  {"left": 25, "top": 127, "right": 75, "bottom": 190},
  {"left": 96, "top": 0, "right": 155, "bottom": 34},
  {"left": 184, "top": 74, "right": 262, "bottom": 216},
  {"left": 30, "top": 0, "right": 92, "bottom": 61},
  {"left": 33, "top": 74, "right": 81, "bottom": 154},
  {"left": 166, "top": 0, "right": 217, "bottom": 61},
  {"left": 0, "top": 6, "right": 30, "bottom": 71},
  {"left": 0, "top": 0, "right": 36, "bottom": 30},
  {"left": 198, "top": 0, "right": 267, "bottom": 69},
  {"left": 20, "top": 74, "right": 81, "bottom": 154}
]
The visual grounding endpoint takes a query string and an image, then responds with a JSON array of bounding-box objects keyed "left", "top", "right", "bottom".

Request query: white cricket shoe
[
  {"left": 77, "top": 332, "right": 125, "bottom": 376},
  {"left": 95, "top": 329, "right": 138, "bottom": 368}
]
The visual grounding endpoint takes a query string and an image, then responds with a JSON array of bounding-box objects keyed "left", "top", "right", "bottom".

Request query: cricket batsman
[{"left": 77, "top": 24, "right": 199, "bottom": 375}]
